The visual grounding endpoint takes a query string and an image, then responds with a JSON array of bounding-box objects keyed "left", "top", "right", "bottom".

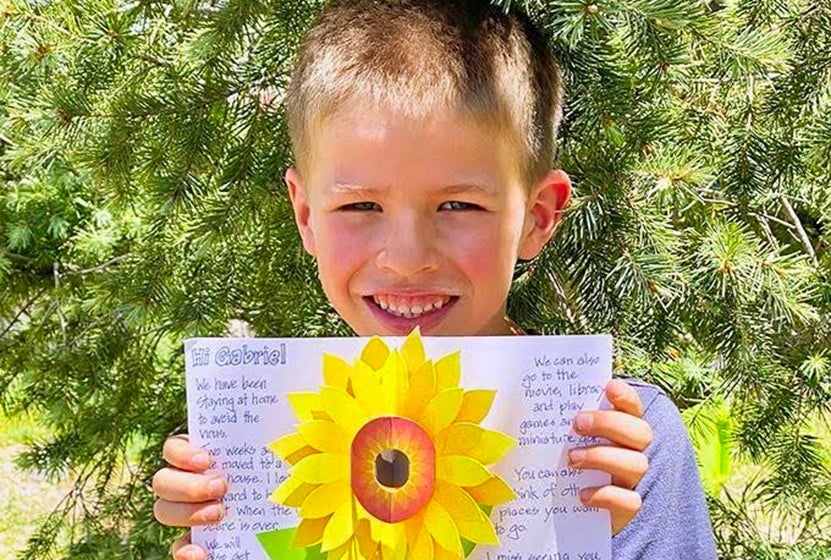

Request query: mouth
[
  {"left": 370, "top": 294, "right": 455, "bottom": 318},
  {"left": 363, "top": 293, "right": 459, "bottom": 333}
]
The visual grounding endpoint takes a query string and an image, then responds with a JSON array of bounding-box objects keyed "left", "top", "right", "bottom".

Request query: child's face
[{"left": 286, "top": 102, "right": 570, "bottom": 337}]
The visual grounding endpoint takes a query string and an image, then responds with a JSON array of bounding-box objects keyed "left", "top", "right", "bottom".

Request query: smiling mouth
[{"left": 366, "top": 294, "right": 458, "bottom": 319}]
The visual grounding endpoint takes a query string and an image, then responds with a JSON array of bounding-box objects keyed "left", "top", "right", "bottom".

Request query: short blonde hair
[{"left": 286, "top": 0, "right": 563, "bottom": 187}]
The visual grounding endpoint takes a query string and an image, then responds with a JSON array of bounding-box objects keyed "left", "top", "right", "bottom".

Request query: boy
[{"left": 152, "top": 1, "right": 717, "bottom": 558}]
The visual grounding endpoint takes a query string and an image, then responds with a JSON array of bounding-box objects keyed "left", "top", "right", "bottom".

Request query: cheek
[
  {"left": 437, "top": 215, "right": 521, "bottom": 280},
  {"left": 313, "top": 216, "right": 379, "bottom": 288}
]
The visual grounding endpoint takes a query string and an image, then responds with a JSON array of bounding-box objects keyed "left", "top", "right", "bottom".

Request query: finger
[
  {"left": 171, "top": 532, "right": 190, "bottom": 556},
  {"left": 573, "top": 410, "right": 653, "bottom": 451},
  {"left": 154, "top": 499, "right": 226, "bottom": 527},
  {"left": 605, "top": 379, "right": 644, "bottom": 417},
  {"left": 568, "top": 445, "right": 649, "bottom": 489},
  {"left": 163, "top": 435, "right": 212, "bottom": 472},
  {"left": 579, "top": 485, "right": 642, "bottom": 535},
  {"left": 171, "top": 532, "right": 207, "bottom": 560},
  {"left": 153, "top": 467, "right": 228, "bottom": 503}
]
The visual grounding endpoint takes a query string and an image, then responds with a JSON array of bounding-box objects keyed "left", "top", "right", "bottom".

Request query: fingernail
[
  {"left": 208, "top": 477, "right": 227, "bottom": 498},
  {"left": 569, "top": 448, "right": 586, "bottom": 465},
  {"left": 575, "top": 413, "right": 592, "bottom": 433},
  {"left": 607, "top": 379, "right": 625, "bottom": 398},
  {"left": 204, "top": 504, "right": 225, "bottom": 522},
  {"left": 192, "top": 452, "right": 210, "bottom": 469},
  {"left": 579, "top": 488, "right": 593, "bottom": 502}
]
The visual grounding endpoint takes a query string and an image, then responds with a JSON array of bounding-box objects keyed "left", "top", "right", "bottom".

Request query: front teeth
[{"left": 372, "top": 295, "right": 450, "bottom": 318}]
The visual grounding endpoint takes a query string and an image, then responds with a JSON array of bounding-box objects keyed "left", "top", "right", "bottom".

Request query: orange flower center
[{"left": 351, "top": 416, "right": 436, "bottom": 523}]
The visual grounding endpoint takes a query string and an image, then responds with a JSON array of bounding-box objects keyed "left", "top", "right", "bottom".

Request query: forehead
[{"left": 307, "top": 102, "right": 522, "bottom": 193}]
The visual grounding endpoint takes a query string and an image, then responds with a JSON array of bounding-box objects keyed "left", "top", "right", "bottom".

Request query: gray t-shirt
[{"left": 612, "top": 379, "right": 718, "bottom": 559}]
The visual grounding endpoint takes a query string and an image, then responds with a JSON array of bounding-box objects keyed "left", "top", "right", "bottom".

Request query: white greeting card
[{"left": 185, "top": 331, "right": 612, "bottom": 560}]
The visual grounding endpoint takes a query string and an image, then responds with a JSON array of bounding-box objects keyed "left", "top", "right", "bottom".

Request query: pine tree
[{"left": 1, "top": 0, "right": 830, "bottom": 558}]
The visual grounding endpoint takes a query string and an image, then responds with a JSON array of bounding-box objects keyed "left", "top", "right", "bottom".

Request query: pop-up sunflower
[{"left": 268, "top": 328, "right": 516, "bottom": 560}]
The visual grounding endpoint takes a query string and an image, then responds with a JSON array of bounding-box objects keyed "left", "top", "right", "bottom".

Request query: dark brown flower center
[{"left": 374, "top": 448, "right": 410, "bottom": 489}]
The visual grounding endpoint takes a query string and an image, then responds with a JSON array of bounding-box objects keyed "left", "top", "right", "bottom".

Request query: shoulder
[
  {"left": 614, "top": 377, "right": 696, "bottom": 448},
  {"left": 620, "top": 378, "right": 690, "bottom": 435},
  {"left": 611, "top": 376, "right": 718, "bottom": 559},
  {"left": 613, "top": 376, "right": 694, "bottom": 475}
]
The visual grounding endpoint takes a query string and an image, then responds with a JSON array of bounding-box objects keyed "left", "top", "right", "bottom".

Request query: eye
[
  {"left": 339, "top": 202, "right": 382, "bottom": 212},
  {"left": 439, "top": 201, "right": 483, "bottom": 211}
]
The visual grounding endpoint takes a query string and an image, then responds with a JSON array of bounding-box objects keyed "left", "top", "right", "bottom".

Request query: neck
[{"left": 504, "top": 316, "right": 525, "bottom": 335}]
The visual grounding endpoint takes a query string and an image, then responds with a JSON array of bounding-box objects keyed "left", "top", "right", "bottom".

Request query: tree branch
[
  {"left": 54, "top": 262, "right": 67, "bottom": 346},
  {"left": 779, "top": 194, "right": 818, "bottom": 264},
  {"left": 64, "top": 255, "right": 129, "bottom": 276},
  {"left": 0, "top": 287, "right": 49, "bottom": 339},
  {"left": 3, "top": 251, "right": 37, "bottom": 263}
]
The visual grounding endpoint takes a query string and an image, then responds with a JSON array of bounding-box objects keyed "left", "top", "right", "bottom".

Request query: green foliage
[
  {"left": 684, "top": 398, "right": 733, "bottom": 495},
  {"left": 257, "top": 528, "right": 326, "bottom": 559},
  {"left": 1, "top": 0, "right": 830, "bottom": 558}
]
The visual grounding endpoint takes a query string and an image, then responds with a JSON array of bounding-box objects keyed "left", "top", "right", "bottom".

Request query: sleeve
[{"left": 611, "top": 387, "right": 718, "bottom": 560}]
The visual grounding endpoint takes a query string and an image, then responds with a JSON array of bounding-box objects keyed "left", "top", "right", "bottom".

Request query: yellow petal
[
  {"left": 311, "top": 409, "right": 333, "bottom": 422},
  {"left": 433, "top": 481, "right": 498, "bottom": 545},
  {"left": 355, "top": 519, "right": 379, "bottom": 559},
  {"left": 269, "top": 433, "right": 307, "bottom": 461},
  {"left": 323, "top": 353, "right": 351, "bottom": 389},
  {"left": 300, "top": 480, "right": 351, "bottom": 518},
  {"left": 457, "top": 511, "right": 499, "bottom": 545},
  {"left": 292, "top": 453, "right": 350, "bottom": 484},
  {"left": 420, "top": 388, "right": 463, "bottom": 436},
  {"left": 455, "top": 390, "right": 495, "bottom": 424},
  {"left": 269, "top": 475, "right": 316, "bottom": 507},
  {"left": 378, "top": 522, "right": 407, "bottom": 560},
  {"left": 293, "top": 516, "right": 329, "bottom": 547},
  {"left": 402, "top": 359, "right": 436, "bottom": 419},
  {"left": 380, "top": 351, "right": 408, "bottom": 415},
  {"left": 435, "top": 422, "right": 484, "bottom": 455},
  {"left": 403, "top": 510, "right": 424, "bottom": 543},
  {"left": 288, "top": 392, "right": 322, "bottom": 421},
  {"left": 326, "top": 542, "right": 350, "bottom": 560},
  {"left": 321, "top": 386, "right": 369, "bottom": 436},
  {"left": 372, "top": 519, "right": 398, "bottom": 549},
  {"left": 424, "top": 499, "right": 463, "bottom": 556},
  {"left": 351, "top": 360, "right": 384, "bottom": 417},
  {"left": 322, "top": 498, "right": 354, "bottom": 551},
  {"left": 354, "top": 497, "right": 371, "bottom": 521},
  {"left": 401, "top": 327, "right": 425, "bottom": 373},
  {"left": 435, "top": 351, "right": 461, "bottom": 391},
  {"left": 437, "top": 455, "right": 492, "bottom": 487},
  {"left": 433, "top": 542, "right": 462, "bottom": 560},
  {"left": 432, "top": 480, "right": 483, "bottom": 521},
  {"left": 465, "top": 475, "right": 516, "bottom": 506},
  {"left": 298, "top": 420, "right": 351, "bottom": 454},
  {"left": 381, "top": 533, "right": 407, "bottom": 560},
  {"left": 407, "top": 519, "right": 433, "bottom": 560},
  {"left": 361, "top": 337, "right": 390, "bottom": 370},
  {"left": 466, "top": 429, "right": 515, "bottom": 465},
  {"left": 285, "top": 445, "right": 318, "bottom": 466}
]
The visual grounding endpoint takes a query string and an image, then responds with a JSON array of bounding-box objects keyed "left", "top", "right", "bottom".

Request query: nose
[{"left": 375, "top": 211, "right": 439, "bottom": 277}]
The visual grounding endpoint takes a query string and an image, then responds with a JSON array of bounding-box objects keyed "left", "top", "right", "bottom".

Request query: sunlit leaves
[{"left": 1, "top": 0, "right": 830, "bottom": 559}]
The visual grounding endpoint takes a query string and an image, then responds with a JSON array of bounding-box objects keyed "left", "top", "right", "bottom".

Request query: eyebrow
[
  {"left": 331, "top": 183, "right": 380, "bottom": 195},
  {"left": 332, "top": 182, "right": 496, "bottom": 195}
]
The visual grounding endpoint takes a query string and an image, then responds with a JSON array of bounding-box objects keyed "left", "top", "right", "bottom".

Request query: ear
[
  {"left": 285, "top": 167, "right": 317, "bottom": 256},
  {"left": 518, "top": 169, "right": 571, "bottom": 260}
]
